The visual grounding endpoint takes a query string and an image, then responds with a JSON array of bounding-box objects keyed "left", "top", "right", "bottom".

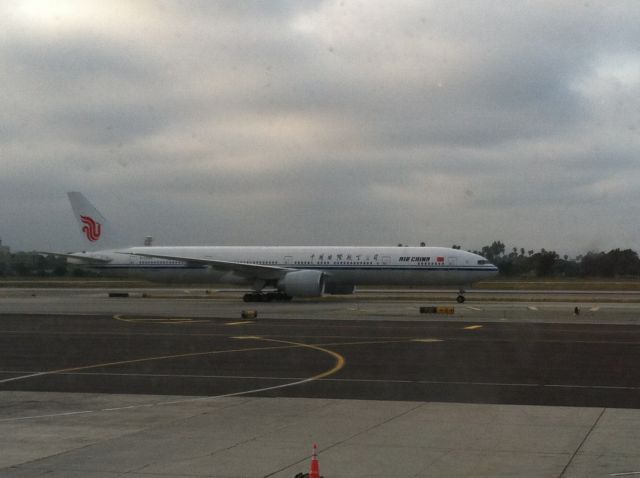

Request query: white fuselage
[{"left": 69, "top": 246, "right": 498, "bottom": 289}]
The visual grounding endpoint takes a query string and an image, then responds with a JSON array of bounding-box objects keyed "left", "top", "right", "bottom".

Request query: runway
[
  {"left": 3, "top": 312, "right": 640, "bottom": 408},
  {"left": 2, "top": 286, "right": 640, "bottom": 324}
]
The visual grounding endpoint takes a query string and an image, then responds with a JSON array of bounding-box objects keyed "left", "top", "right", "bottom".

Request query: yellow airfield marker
[{"left": 113, "top": 315, "right": 206, "bottom": 324}]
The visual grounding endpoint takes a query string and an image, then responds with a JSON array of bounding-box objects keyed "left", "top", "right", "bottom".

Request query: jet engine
[{"left": 277, "top": 270, "right": 325, "bottom": 297}]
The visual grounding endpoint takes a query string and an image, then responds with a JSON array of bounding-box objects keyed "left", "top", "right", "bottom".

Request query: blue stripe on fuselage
[{"left": 87, "top": 264, "right": 497, "bottom": 273}]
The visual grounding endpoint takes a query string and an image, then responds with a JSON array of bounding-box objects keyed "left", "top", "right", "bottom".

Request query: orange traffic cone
[{"left": 309, "top": 443, "right": 320, "bottom": 478}]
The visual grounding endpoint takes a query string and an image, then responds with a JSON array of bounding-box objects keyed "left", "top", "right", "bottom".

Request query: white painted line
[
  {"left": 527, "top": 306, "right": 538, "bottom": 311},
  {"left": 464, "top": 325, "right": 483, "bottom": 330},
  {"left": 0, "top": 371, "right": 49, "bottom": 384},
  {"left": 0, "top": 371, "right": 330, "bottom": 421},
  {"left": 590, "top": 306, "right": 601, "bottom": 312},
  {"left": 466, "top": 306, "right": 482, "bottom": 311},
  {"left": 17, "top": 369, "right": 640, "bottom": 392},
  {"left": 0, "top": 337, "right": 345, "bottom": 423},
  {"left": 0, "top": 410, "right": 94, "bottom": 422},
  {"left": 411, "top": 338, "right": 444, "bottom": 343}
]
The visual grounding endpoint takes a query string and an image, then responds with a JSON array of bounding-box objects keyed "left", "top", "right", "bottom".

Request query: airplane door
[
  {"left": 447, "top": 257, "right": 457, "bottom": 266},
  {"left": 284, "top": 256, "right": 293, "bottom": 265},
  {"left": 382, "top": 256, "right": 391, "bottom": 265}
]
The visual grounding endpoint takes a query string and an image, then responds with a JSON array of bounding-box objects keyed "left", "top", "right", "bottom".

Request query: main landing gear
[
  {"left": 242, "top": 291, "right": 292, "bottom": 302},
  {"left": 456, "top": 289, "right": 466, "bottom": 303}
]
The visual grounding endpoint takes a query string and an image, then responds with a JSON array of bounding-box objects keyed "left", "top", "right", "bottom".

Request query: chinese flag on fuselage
[{"left": 436, "top": 256, "right": 445, "bottom": 263}]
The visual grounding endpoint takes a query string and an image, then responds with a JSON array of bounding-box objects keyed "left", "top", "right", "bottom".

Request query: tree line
[
  {"left": 471, "top": 241, "right": 640, "bottom": 278},
  {"left": 0, "top": 252, "right": 68, "bottom": 277}
]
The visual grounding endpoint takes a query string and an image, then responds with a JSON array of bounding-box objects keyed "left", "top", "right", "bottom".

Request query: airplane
[{"left": 47, "top": 192, "right": 499, "bottom": 302}]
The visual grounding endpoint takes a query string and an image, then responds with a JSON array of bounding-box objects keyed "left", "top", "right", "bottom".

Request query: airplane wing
[
  {"left": 38, "top": 252, "right": 112, "bottom": 264},
  {"left": 121, "top": 252, "right": 292, "bottom": 280}
]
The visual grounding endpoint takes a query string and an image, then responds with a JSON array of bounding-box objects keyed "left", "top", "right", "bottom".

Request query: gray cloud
[{"left": 1, "top": 0, "right": 639, "bottom": 256}]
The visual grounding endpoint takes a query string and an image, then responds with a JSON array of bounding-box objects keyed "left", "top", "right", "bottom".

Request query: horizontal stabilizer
[{"left": 38, "top": 251, "right": 112, "bottom": 264}]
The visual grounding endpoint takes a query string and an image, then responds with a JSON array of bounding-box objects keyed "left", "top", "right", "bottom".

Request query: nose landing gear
[{"left": 456, "top": 289, "right": 466, "bottom": 303}]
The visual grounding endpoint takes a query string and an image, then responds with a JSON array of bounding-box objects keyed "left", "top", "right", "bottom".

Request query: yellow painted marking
[
  {"left": 0, "top": 337, "right": 351, "bottom": 420},
  {"left": 115, "top": 315, "right": 191, "bottom": 322},
  {"left": 114, "top": 315, "right": 210, "bottom": 325},
  {"left": 0, "top": 335, "right": 347, "bottom": 389},
  {"left": 4, "top": 313, "right": 466, "bottom": 390},
  {"left": 225, "top": 321, "right": 254, "bottom": 326},
  {"left": 412, "top": 338, "right": 444, "bottom": 343},
  {"left": 34, "top": 346, "right": 293, "bottom": 374},
  {"left": 4, "top": 336, "right": 426, "bottom": 385},
  {"left": 113, "top": 314, "right": 133, "bottom": 323},
  {"left": 464, "top": 325, "right": 483, "bottom": 330},
  {"left": 256, "top": 337, "right": 345, "bottom": 380}
]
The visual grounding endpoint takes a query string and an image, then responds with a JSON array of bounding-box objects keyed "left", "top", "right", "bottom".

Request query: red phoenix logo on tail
[{"left": 80, "top": 215, "right": 102, "bottom": 242}]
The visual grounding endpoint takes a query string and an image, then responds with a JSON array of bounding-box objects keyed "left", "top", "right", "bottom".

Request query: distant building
[
  {"left": 0, "top": 238, "right": 9, "bottom": 256},
  {"left": 0, "top": 238, "right": 10, "bottom": 266}
]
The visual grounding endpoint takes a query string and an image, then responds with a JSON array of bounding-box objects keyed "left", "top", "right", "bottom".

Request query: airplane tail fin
[{"left": 67, "top": 192, "right": 121, "bottom": 249}]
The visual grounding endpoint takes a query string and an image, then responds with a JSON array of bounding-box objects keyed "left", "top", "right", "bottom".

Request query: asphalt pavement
[
  {"left": 3, "top": 313, "right": 640, "bottom": 408},
  {"left": 3, "top": 290, "right": 640, "bottom": 477}
]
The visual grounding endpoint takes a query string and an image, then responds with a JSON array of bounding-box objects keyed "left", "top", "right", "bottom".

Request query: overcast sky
[{"left": 1, "top": 1, "right": 639, "bottom": 255}]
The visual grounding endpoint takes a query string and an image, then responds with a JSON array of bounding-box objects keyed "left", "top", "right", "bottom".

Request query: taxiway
[{"left": 2, "top": 288, "right": 640, "bottom": 477}]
